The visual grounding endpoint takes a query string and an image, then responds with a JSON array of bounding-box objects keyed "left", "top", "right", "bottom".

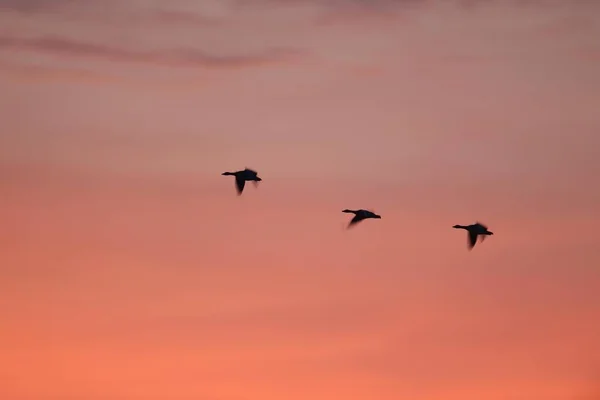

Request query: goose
[
  {"left": 221, "top": 168, "right": 262, "bottom": 195},
  {"left": 452, "top": 222, "right": 493, "bottom": 250},
  {"left": 342, "top": 209, "right": 381, "bottom": 228}
]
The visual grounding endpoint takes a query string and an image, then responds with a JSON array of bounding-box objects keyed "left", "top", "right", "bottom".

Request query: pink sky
[{"left": 1, "top": 0, "right": 600, "bottom": 399}]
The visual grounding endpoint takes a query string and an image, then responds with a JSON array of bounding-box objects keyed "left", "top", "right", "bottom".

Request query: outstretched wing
[
  {"left": 468, "top": 230, "right": 478, "bottom": 249},
  {"left": 348, "top": 214, "right": 362, "bottom": 228},
  {"left": 235, "top": 176, "right": 245, "bottom": 195},
  {"left": 475, "top": 221, "right": 488, "bottom": 230}
]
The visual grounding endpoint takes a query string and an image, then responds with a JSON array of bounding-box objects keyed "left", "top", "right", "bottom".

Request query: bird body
[
  {"left": 222, "top": 168, "right": 262, "bottom": 195},
  {"left": 452, "top": 222, "right": 493, "bottom": 249},
  {"left": 342, "top": 209, "right": 381, "bottom": 228}
]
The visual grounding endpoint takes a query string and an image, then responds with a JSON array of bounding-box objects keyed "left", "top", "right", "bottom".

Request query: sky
[{"left": 1, "top": 0, "right": 600, "bottom": 399}]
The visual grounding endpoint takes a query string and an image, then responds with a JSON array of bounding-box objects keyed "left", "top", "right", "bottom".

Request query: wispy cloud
[
  {"left": 0, "top": 57, "right": 124, "bottom": 84},
  {"left": 0, "top": 35, "right": 306, "bottom": 69},
  {"left": 0, "top": 0, "right": 72, "bottom": 13},
  {"left": 150, "top": 9, "right": 224, "bottom": 26},
  {"left": 0, "top": 0, "right": 228, "bottom": 29}
]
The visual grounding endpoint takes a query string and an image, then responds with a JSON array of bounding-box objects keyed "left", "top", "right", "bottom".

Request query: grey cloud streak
[
  {"left": 0, "top": 0, "right": 79, "bottom": 13},
  {"left": 0, "top": 35, "right": 306, "bottom": 69}
]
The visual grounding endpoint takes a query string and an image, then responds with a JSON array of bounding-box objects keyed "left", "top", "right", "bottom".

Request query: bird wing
[
  {"left": 235, "top": 176, "right": 245, "bottom": 195},
  {"left": 475, "top": 221, "right": 488, "bottom": 230},
  {"left": 468, "top": 230, "right": 478, "bottom": 249},
  {"left": 348, "top": 214, "right": 362, "bottom": 228}
]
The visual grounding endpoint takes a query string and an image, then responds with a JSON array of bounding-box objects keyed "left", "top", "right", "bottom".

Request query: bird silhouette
[
  {"left": 452, "top": 222, "right": 493, "bottom": 250},
  {"left": 221, "top": 168, "right": 262, "bottom": 195},
  {"left": 342, "top": 209, "right": 381, "bottom": 228}
]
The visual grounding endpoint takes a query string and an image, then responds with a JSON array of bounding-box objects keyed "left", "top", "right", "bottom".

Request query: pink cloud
[{"left": 0, "top": 34, "right": 306, "bottom": 69}]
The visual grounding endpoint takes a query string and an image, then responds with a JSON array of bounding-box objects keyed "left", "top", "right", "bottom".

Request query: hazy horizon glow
[{"left": 1, "top": 1, "right": 600, "bottom": 399}]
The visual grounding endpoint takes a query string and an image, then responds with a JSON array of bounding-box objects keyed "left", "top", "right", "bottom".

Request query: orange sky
[{"left": 1, "top": 1, "right": 600, "bottom": 399}]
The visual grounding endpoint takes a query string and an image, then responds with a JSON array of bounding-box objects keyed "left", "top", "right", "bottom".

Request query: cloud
[
  {"left": 233, "top": 0, "right": 424, "bottom": 14},
  {"left": 0, "top": 35, "right": 306, "bottom": 69},
  {"left": 0, "top": 58, "right": 125, "bottom": 85},
  {"left": 0, "top": 0, "right": 228, "bottom": 29},
  {"left": 0, "top": 0, "right": 72, "bottom": 12},
  {"left": 151, "top": 9, "right": 223, "bottom": 26},
  {"left": 233, "top": 0, "right": 594, "bottom": 11}
]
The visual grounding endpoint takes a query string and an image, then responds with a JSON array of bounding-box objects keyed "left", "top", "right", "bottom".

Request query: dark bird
[
  {"left": 342, "top": 209, "right": 381, "bottom": 228},
  {"left": 452, "top": 222, "right": 493, "bottom": 250},
  {"left": 221, "top": 168, "right": 262, "bottom": 195}
]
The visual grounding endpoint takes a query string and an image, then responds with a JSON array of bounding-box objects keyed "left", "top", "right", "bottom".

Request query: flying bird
[
  {"left": 452, "top": 222, "right": 493, "bottom": 250},
  {"left": 221, "top": 168, "right": 262, "bottom": 195},
  {"left": 342, "top": 209, "right": 381, "bottom": 228}
]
